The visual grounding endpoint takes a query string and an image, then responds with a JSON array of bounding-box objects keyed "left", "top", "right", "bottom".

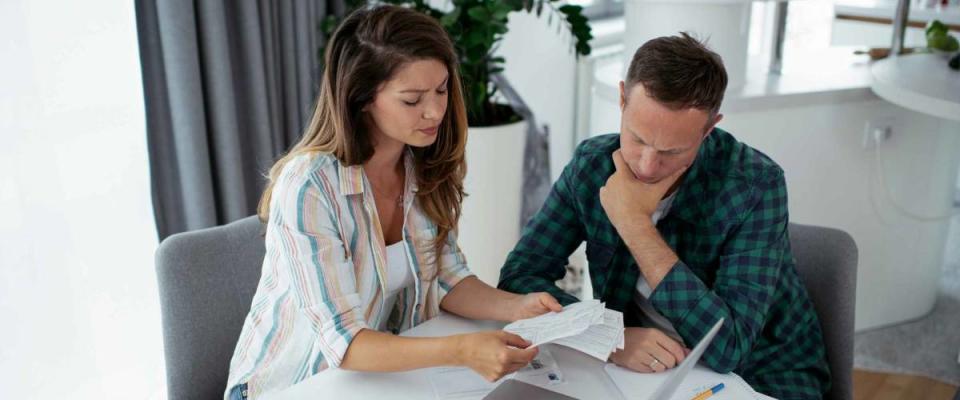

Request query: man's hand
[
  {"left": 609, "top": 327, "right": 691, "bottom": 373},
  {"left": 600, "top": 150, "right": 685, "bottom": 289},
  {"left": 599, "top": 150, "right": 687, "bottom": 235},
  {"left": 510, "top": 292, "right": 563, "bottom": 321}
]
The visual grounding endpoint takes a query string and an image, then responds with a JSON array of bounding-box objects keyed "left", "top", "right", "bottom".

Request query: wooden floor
[{"left": 854, "top": 369, "right": 958, "bottom": 400}]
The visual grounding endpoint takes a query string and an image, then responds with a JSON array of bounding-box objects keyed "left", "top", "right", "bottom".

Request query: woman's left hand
[{"left": 510, "top": 292, "right": 563, "bottom": 321}]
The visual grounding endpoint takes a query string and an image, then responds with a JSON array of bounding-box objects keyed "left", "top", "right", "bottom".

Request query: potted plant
[{"left": 322, "top": 0, "right": 593, "bottom": 284}]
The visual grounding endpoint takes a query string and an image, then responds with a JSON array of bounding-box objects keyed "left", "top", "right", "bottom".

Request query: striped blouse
[{"left": 224, "top": 150, "right": 474, "bottom": 399}]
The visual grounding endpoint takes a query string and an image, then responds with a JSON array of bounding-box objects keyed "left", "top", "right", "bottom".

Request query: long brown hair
[{"left": 258, "top": 5, "right": 468, "bottom": 251}]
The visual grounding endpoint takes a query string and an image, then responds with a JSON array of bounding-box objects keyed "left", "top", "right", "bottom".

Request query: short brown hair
[{"left": 625, "top": 32, "right": 727, "bottom": 113}]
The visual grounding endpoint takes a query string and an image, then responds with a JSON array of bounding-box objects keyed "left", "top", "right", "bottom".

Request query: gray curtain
[{"left": 135, "top": 0, "right": 345, "bottom": 240}]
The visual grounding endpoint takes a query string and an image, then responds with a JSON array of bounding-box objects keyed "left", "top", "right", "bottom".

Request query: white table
[
  {"left": 870, "top": 53, "right": 960, "bottom": 122},
  {"left": 264, "top": 313, "right": 626, "bottom": 399}
]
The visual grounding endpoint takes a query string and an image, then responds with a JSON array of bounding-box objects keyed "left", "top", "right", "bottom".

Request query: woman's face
[{"left": 364, "top": 59, "right": 449, "bottom": 149}]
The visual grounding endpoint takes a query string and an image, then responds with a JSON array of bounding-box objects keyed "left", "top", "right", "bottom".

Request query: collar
[{"left": 337, "top": 147, "right": 419, "bottom": 196}]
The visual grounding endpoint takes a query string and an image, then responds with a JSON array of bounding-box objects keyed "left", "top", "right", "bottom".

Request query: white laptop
[{"left": 603, "top": 318, "right": 774, "bottom": 400}]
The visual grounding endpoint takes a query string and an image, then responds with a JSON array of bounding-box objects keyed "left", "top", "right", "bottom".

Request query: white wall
[
  {"left": 499, "top": 10, "right": 580, "bottom": 181},
  {"left": 0, "top": 1, "right": 164, "bottom": 398}
]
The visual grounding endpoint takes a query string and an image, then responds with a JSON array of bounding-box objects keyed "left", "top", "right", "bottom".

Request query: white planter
[
  {"left": 458, "top": 119, "right": 527, "bottom": 286},
  {"left": 624, "top": 0, "right": 753, "bottom": 88}
]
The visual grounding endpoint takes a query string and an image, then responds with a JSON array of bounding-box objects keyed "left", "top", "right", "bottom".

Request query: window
[{"left": 572, "top": 0, "right": 624, "bottom": 21}]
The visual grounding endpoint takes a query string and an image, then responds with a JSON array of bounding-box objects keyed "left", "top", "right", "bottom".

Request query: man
[{"left": 498, "top": 33, "right": 830, "bottom": 399}]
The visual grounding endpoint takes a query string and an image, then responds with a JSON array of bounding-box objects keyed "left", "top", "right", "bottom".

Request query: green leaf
[
  {"left": 492, "top": 3, "right": 512, "bottom": 19},
  {"left": 474, "top": 83, "right": 487, "bottom": 107},
  {"left": 929, "top": 34, "right": 959, "bottom": 52},
  {"left": 440, "top": 9, "right": 461, "bottom": 27},
  {"left": 467, "top": 6, "right": 490, "bottom": 21},
  {"left": 926, "top": 20, "right": 948, "bottom": 38},
  {"left": 467, "top": 46, "right": 487, "bottom": 63},
  {"left": 463, "top": 28, "right": 481, "bottom": 44},
  {"left": 321, "top": 15, "right": 339, "bottom": 35}
]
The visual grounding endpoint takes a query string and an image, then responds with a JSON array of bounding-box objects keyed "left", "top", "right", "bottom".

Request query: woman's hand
[
  {"left": 609, "top": 327, "right": 690, "bottom": 373},
  {"left": 453, "top": 331, "right": 539, "bottom": 382},
  {"left": 510, "top": 292, "right": 563, "bottom": 321}
]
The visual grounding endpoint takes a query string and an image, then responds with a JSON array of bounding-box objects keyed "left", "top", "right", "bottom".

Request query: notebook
[{"left": 603, "top": 318, "right": 776, "bottom": 400}]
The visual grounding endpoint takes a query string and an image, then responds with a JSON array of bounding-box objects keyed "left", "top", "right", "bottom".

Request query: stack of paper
[{"left": 504, "top": 299, "right": 624, "bottom": 361}]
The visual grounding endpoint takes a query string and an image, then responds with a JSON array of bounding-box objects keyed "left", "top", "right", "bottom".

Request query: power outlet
[{"left": 863, "top": 117, "right": 894, "bottom": 150}]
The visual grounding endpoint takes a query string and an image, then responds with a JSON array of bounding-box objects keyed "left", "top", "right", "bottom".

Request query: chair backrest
[
  {"left": 788, "top": 223, "right": 858, "bottom": 400},
  {"left": 156, "top": 216, "right": 265, "bottom": 400}
]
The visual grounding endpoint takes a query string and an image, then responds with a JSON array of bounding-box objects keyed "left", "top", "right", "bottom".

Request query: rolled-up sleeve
[
  {"left": 436, "top": 228, "right": 475, "bottom": 295},
  {"left": 270, "top": 170, "right": 368, "bottom": 368}
]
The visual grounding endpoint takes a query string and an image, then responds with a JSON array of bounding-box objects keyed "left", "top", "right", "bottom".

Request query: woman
[{"left": 224, "top": 5, "right": 562, "bottom": 399}]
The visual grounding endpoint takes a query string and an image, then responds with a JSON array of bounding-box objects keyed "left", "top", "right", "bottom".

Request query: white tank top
[{"left": 378, "top": 241, "right": 414, "bottom": 331}]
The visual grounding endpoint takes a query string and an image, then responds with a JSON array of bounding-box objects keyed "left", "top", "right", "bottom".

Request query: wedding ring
[{"left": 649, "top": 358, "right": 662, "bottom": 369}]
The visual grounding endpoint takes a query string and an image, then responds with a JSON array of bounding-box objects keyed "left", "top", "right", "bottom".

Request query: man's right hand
[
  {"left": 453, "top": 331, "right": 539, "bottom": 382},
  {"left": 609, "top": 327, "right": 690, "bottom": 373}
]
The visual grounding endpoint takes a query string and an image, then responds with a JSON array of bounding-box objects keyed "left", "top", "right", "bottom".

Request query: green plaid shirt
[{"left": 498, "top": 129, "right": 830, "bottom": 399}]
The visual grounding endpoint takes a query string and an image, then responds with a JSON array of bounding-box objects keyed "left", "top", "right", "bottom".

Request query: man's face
[{"left": 618, "top": 82, "right": 722, "bottom": 186}]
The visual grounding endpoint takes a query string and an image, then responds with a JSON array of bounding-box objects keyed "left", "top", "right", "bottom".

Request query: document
[
  {"left": 553, "top": 308, "right": 624, "bottom": 360},
  {"left": 504, "top": 300, "right": 625, "bottom": 361},
  {"left": 429, "top": 348, "right": 564, "bottom": 399}
]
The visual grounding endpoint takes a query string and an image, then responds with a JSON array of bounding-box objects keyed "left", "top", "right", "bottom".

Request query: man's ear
[
  {"left": 619, "top": 81, "right": 626, "bottom": 110},
  {"left": 703, "top": 113, "right": 723, "bottom": 137}
]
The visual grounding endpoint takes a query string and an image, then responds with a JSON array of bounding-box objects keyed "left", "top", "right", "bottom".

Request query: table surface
[
  {"left": 870, "top": 53, "right": 960, "bottom": 122},
  {"left": 264, "top": 313, "right": 627, "bottom": 400}
]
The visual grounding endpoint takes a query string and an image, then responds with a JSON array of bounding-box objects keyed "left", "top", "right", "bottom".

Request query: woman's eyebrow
[{"left": 399, "top": 76, "right": 449, "bottom": 93}]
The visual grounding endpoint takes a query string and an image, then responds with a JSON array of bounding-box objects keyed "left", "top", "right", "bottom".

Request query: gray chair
[
  {"left": 156, "top": 216, "right": 265, "bottom": 400},
  {"left": 155, "top": 217, "right": 858, "bottom": 400},
  {"left": 789, "top": 223, "right": 859, "bottom": 400}
]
